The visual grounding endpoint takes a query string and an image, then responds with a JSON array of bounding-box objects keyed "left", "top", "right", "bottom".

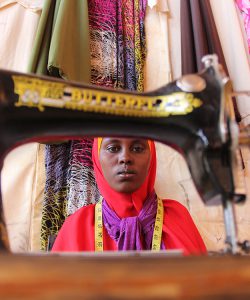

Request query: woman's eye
[
  {"left": 106, "top": 145, "right": 120, "bottom": 153},
  {"left": 131, "top": 145, "right": 144, "bottom": 153}
]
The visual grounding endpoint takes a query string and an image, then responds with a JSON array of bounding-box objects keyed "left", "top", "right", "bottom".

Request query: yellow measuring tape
[
  {"left": 95, "top": 198, "right": 103, "bottom": 251},
  {"left": 95, "top": 197, "right": 164, "bottom": 251}
]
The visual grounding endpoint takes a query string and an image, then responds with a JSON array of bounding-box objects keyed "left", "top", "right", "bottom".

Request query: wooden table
[{"left": 0, "top": 252, "right": 250, "bottom": 299}]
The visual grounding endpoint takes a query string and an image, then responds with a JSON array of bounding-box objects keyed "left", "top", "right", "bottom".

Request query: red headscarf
[{"left": 92, "top": 138, "right": 156, "bottom": 218}]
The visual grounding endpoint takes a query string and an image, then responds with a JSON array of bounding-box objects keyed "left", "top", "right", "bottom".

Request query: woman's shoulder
[
  {"left": 162, "top": 198, "right": 195, "bottom": 224},
  {"left": 72, "top": 203, "right": 96, "bottom": 215},
  {"left": 64, "top": 203, "right": 96, "bottom": 225},
  {"left": 162, "top": 199, "right": 189, "bottom": 213}
]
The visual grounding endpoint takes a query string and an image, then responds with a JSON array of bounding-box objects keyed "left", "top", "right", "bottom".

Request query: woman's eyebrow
[
  {"left": 130, "top": 139, "right": 148, "bottom": 146},
  {"left": 103, "top": 138, "right": 147, "bottom": 144},
  {"left": 103, "top": 139, "right": 121, "bottom": 144},
  {"left": 132, "top": 139, "right": 146, "bottom": 143}
]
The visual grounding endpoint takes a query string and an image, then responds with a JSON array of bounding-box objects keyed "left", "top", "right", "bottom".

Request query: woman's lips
[{"left": 117, "top": 170, "right": 136, "bottom": 179}]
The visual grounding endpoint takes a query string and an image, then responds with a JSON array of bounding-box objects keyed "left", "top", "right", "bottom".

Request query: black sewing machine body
[{"left": 0, "top": 55, "right": 245, "bottom": 253}]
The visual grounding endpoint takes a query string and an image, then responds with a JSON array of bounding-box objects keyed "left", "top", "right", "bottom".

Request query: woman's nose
[{"left": 118, "top": 148, "right": 133, "bottom": 164}]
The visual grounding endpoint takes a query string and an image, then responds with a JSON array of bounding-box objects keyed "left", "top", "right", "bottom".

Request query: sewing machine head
[{"left": 0, "top": 54, "right": 247, "bottom": 253}]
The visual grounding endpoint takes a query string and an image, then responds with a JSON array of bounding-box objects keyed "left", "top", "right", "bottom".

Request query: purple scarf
[{"left": 102, "top": 192, "right": 165, "bottom": 250}]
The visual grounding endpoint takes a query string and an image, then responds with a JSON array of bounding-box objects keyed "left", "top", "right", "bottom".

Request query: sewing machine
[
  {"left": 0, "top": 54, "right": 249, "bottom": 255},
  {"left": 1, "top": 54, "right": 250, "bottom": 299}
]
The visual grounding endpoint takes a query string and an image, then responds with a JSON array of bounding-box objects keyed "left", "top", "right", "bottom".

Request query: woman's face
[{"left": 99, "top": 138, "right": 151, "bottom": 193}]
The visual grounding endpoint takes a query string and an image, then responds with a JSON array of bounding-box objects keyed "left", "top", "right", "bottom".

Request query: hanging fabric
[
  {"left": 67, "top": 139, "right": 100, "bottom": 216},
  {"left": 0, "top": 1, "right": 43, "bottom": 10},
  {"left": 144, "top": 1, "right": 173, "bottom": 90},
  {"left": 41, "top": 143, "right": 71, "bottom": 250},
  {"left": 180, "top": 0, "right": 240, "bottom": 121},
  {"left": 0, "top": 0, "right": 43, "bottom": 71},
  {"left": 210, "top": 0, "right": 250, "bottom": 126},
  {"left": 28, "top": 0, "right": 91, "bottom": 81},
  {"left": 235, "top": 0, "right": 250, "bottom": 54},
  {"left": 88, "top": 0, "right": 147, "bottom": 91},
  {"left": 180, "top": 0, "right": 228, "bottom": 74}
]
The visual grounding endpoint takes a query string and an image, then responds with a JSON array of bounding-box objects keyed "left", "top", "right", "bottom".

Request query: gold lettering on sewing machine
[{"left": 13, "top": 76, "right": 203, "bottom": 117}]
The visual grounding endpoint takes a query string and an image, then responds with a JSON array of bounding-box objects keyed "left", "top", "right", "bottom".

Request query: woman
[{"left": 52, "top": 137, "right": 207, "bottom": 255}]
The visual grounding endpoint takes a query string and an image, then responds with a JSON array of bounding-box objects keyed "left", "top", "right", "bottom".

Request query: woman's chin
[{"left": 113, "top": 183, "right": 139, "bottom": 194}]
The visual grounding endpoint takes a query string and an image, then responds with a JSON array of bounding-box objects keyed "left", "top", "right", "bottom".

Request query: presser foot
[{"left": 238, "top": 240, "right": 250, "bottom": 254}]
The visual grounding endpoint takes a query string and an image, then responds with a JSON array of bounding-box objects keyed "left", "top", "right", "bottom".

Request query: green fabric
[
  {"left": 28, "top": 0, "right": 91, "bottom": 83},
  {"left": 26, "top": 0, "right": 91, "bottom": 250}
]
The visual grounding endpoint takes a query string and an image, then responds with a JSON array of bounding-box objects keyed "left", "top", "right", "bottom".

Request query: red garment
[{"left": 52, "top": 139, "right": 207, "bottom": 255}]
